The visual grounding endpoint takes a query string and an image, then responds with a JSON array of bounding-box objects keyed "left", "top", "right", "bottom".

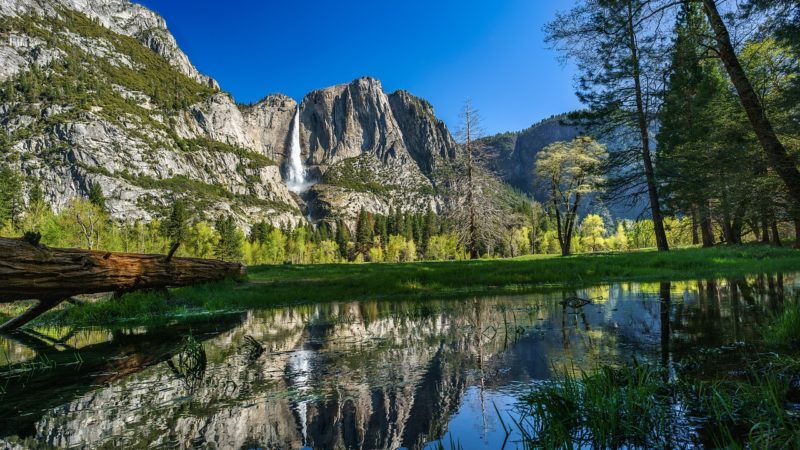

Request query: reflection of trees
[
  {"left": 660, "top": 282, "right": 671, "bottom": 370},
  {"left": 3, "top": 276, "right": 796, "bottom": 449},
  {"left": 672, "top": 275, "right": 791, "bottom": 359}
]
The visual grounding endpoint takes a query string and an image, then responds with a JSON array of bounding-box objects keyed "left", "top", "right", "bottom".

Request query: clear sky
[{"left": 136, "top": 0, "right": 582, "bottom": 135}]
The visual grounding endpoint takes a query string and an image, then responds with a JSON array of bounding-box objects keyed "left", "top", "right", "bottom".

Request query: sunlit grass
[{"left": 18, "top": 244, "right": 800, "bottom": 328}]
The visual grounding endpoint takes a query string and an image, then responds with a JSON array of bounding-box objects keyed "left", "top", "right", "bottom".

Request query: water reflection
[{"left": 0, "top": 274, "right": 796, "bottom": 449}]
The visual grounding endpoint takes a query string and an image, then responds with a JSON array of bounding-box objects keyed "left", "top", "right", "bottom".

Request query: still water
[{"left": 0, "top": 274, "right": 796, "bottom": 449}]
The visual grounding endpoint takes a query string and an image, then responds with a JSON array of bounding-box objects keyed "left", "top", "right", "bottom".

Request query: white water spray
[{"left": 286, "top": 107, "right": 312, "bottom": 193}]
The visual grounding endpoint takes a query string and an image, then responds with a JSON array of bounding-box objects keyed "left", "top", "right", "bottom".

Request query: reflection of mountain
[{"left": 1, "top": 276, "right": 795, "bottom": 449}]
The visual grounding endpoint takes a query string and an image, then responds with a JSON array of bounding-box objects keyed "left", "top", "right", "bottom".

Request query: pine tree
[
  {"left": 87, "top": 181, "right": 106, "bottom": 212},
  {"left": 28, "top": 180, "right": 44, "bottom": 206},
  {"left": 546, "top": 0, "right": 670, "bottom": 251},
  {"left": 250, "top": 220, "right": 273, "bottom": 243},
  {"left": 422, "top": 207, "right": 437, "bottom": 253},
  {"left": 335, "top": 219, "right": 351, "bottom": 259},
  {"left": 162, "top": 199, "right": 190, "bottom": 245},
  {"left": 657, "top": 2, "right": 721, "bottom": 247},
  {"left": 0, "top": 163, "right": 23, "bottom": 228},
  {"left": 214, "top": 215, "right": 243, "bottom": 261},
  {"left": 403, "top": 214, "right": 414, "bottom": 242},
  {"left": 355, "top": 208, "right": 373, "bottom": 255},
  {"left": 374, "top": 214, "right": 388, "bottom": 250}
]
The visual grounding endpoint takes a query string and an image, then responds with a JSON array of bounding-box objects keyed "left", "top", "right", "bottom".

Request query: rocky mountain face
[
  {"left": 479, "top": 114, "right": 581, "bottom": 196},
  {"left": 480, "top": 116, "right": 649, "bottom": 219},
  {"left": 0, "top": 0, "right": 459, "bottom": 230}
]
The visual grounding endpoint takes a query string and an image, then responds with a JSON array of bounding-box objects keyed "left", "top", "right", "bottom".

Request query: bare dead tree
[{"left": 444, "top": 100, "right": 505, "bottom": 259}]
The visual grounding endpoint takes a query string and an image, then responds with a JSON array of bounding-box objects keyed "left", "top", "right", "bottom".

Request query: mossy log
[{"left": 0, "top": 236, "right": 246, "bottom": 332}]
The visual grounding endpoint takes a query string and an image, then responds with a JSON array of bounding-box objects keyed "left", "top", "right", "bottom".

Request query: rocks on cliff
[{"left": 0, "top": 1, "right": 465, "bottom": 229}]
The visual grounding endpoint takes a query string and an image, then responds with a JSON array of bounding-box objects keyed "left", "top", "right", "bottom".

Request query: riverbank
[{"left": 3, "top": 244, "right": 799, "bottom": 327}]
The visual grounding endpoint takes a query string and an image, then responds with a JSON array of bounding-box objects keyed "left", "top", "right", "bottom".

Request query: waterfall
[{"left": 286, "top": 107, "right": 311, "bottom": 193}]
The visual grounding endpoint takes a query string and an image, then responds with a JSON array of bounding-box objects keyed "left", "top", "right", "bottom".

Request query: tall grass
[
  {"left": 691, "top": 358, "right": 800, "bottom": 449},
  {"left": 519, "top": 364, "right": 681, "bottom": 449},
  {"left": 762, "top": 299, "right": 800, "bottom": 349}
]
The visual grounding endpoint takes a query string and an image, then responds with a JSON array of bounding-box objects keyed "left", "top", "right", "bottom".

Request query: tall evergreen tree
[
  {"left": 374, "top": 214, "right": 388, "bottom": 249},
  {"left": 162, "top": 199, "right": 190, "bottom": 245},
  {"left": 657, "top": 1, "right": 721, "bottom": 247},
  {"left": 0, "top": 163, "right": 23, "bottom": 227},
  {"left": 214, "top": 215, "right": 243, "bottom": 261},
  {"left": 87, "top": 181, "right": 106, "bottom": 212},
  {"left": 355, "top": 208, "right": 374, "bottom": 255},
  {"left": 335, "top": 219, "right": 351, "bottom": 259},
  {"left": 422, "top": 207, "right": 437, "bottom": 253},
  {"left": 546, "top": 0, "right": 671, "bottom": 251},
  {"left": 249, "top": 220, "right": 273, "bottom": 243}
]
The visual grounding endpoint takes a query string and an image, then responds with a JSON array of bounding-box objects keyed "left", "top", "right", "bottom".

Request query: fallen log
[{"left": 0, "top": 236, "right": 246, "bottom": 332}]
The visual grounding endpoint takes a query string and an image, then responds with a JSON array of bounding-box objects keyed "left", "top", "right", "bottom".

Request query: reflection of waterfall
[
  {"left": 287, "top": 349, "right": 313, "bottom": 446},
  {"left": 285, "top": 107, "right": 312, "bottom": 193}
]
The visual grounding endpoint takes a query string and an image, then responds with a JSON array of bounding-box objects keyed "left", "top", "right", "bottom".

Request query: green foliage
[
  {"left": 177, "top": 138, "right": 276, "bottom": 169},
  {"left": 535, "top": 136, "right": 607, "bottom": 256},
  {"left": 0, "top": 163, "right": 23, "bottom": 227},
  {"left": 385, "top": 235, "right": 416, "bottom": 262},
  {"left": 161, "top": 198, "right": 190, "bottom": 245},
  {"left": 87, "top": 182, "right": 106, "bottom": 212},
  {"left": 323, "top": 157, "right": 392, "bottom": 195},
  {"left": 214, "top": 215, "right": 244, "bottom": 262},
  {"left": 355, "top": 208, "right": 374, "bottom": 256},
  {"left": 522, "top": 364, "right": 676, "bottom": 449}
]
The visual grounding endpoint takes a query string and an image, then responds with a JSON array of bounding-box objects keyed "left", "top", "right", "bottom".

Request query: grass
[
  {"left": 3, "top": 244, "right": 800, "bottom": 328},
  {"left": 519, "top": 364, "right": 681, "bottom": 449},
  {"left": 514, "top": 298, "right": 800, "bottom": 449},
  {"left": 763, "top": 302, "right": 800, "bottom": 349}
]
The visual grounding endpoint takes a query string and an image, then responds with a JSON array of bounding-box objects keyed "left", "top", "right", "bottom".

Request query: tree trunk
[
  {"left": 771, "top": 219, "right": 782, "bottom": 247},
  {"left": 626, "top": 4, "right": 669, "bottom": 252},
  {"left": 761, "top": 212, "right": 771, "bottom": 244},
  {"left": 0, "top": 237, "right": 245, "bottom": 305},
  {"left": 699, "top": 203, "right": 714, "bottom": 247},
  {"left": 691, "top": 206, "right": 700, "bottom": 245},
  {"left": 703, "top": 0, "right": 800, "bottom": 209},
  {"left": 795, "top": 214, "right": 800, "bottom": 249}
]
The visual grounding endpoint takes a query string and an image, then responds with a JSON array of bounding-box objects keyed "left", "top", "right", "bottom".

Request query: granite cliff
[{"left": 0, "top": 0, "right": 460, "bottom": 230}]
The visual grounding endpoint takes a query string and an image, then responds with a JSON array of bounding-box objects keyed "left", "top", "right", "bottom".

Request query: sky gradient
[{"left": 137, "top": 0, "right": 582, "bottom": 135}]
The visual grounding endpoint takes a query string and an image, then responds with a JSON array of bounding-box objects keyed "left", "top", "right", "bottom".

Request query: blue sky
[{"left": 137, "top": 0, "right": 581, "bottom": 135}]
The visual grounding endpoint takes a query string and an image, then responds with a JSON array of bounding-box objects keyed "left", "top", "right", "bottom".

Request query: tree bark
[
  {"left": 703, "top": 0, "right": 800, "bottom": 209},
  {"left": 761, "top": 212, "right": 771, "bottom": 244},
  {"left": 699, "top": 202, "right": 715, "bottom": 247},
  {"left": 795, "top": 214, "right": 800, "bottom": 249},
  {"left": 0, "top": 236, "right": 246, "bottom": 304},
  {"left": 771, "top": 219, "right": 782, "bottom": 247}
]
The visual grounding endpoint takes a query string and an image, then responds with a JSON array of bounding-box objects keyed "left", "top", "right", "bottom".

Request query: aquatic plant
[
  {"left": 167, "top": 334, "right": 207, "bottom": 392},
  {"left": 519, "top": 363, "right": 684, "bottom": 449},
  {"left": 762, "top": 297, "right": 800, "bottom": 349},
  {"left": 693, "top": 364, "right": 800, "bottom": 449}
]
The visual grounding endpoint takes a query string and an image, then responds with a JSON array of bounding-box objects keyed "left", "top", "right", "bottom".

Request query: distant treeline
[{"left": 1, "top": 161, "right": 794, "bottom": 264}]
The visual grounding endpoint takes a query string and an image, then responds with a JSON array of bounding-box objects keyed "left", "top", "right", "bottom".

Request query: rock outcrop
[
  {"left": 479, "top": 114, "right": 581, "bottom": 195},
  {"left": 0, "top": 0, "right": 217, "bottom": 88}
]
